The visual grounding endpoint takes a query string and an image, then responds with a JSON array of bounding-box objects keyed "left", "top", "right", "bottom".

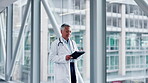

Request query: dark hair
[{"left": 60, "top": 23, "right": 70, "bottom": 30}]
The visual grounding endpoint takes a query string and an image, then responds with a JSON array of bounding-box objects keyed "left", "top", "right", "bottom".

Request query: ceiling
[{"left": 0, "top": 0, "right": 17, "bottom": 12}]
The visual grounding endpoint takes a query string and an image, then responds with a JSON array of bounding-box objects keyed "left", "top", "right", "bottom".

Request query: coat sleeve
[{"left": 49, "top": 41, "right": 68, "bottom": 64}]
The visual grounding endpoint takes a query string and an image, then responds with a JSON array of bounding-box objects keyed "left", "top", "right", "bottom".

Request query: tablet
[{"left": 71, "top": 51, "right": 85, "bottom": 59}]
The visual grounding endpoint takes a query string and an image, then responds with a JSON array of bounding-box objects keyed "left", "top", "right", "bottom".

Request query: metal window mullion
[
  {"left": 90, "top": 0, "right": 106, "bottom": 83},
  {"left": 5, "top": 4, "right": 13, "bottom": 81},
  {"left": 31, "top": 0, "right": 41, "bottom": 83}
]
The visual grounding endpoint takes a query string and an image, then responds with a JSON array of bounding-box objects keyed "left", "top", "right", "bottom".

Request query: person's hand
[{"left": 66, "top": 55, "right": 72, "bottom": 61}]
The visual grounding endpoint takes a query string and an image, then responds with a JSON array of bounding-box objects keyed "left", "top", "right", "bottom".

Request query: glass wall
[
  {"left": 46, "top": 0, "right": 90, "bottom": 82},
  {"left": 0, "top": 0, "right": 90, "bottom": 82},
  {"left": 1, "top": 0, "right": 148, "bottom": 83},
  {"left": 11, "top": 0, "right": 31, "bottom": 82},
  {"left": 0, "top": 10, "right": 6, "bottom": 79},
  {"left": 106, "top": 0, "right": 148, "bottom": 83}
]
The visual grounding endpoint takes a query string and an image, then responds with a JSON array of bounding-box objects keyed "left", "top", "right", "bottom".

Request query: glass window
[
  {"left": 74, "top": 14, "right": 85, "bottom": 25},
  {"left": 0, "top": 11, "right": 6, "bottom": 76},
  {"left": 110, "top": 56, "right": 115, "bottom": 69},
  {"left": 107, "top": 17, "right": 112, "bottom": 26},
  {"left": 10, "top": 0, "right": 31, "bottom": 82},
  {"left": 106, "top": 2, "right": 112, "bottom": 12},
  {"left": 139, "top": 20, "right": 143, "bottom": 29},
  {"left": 130, "top": 5, "right": 134, "bottom": 14},
  {"left": 74, "top": 14, "right": 80, "bottom": 25},
  {"left": 112, "top": 4, "right": 117, "bottom": 13},
  {"left": 126, "top": 4, "right": 130, "bottom": 14},
  {"left": 107, "top": 0, "right": 148, "bottom": 83},
  {"left": 130, "top": 19, "right": 134, "bottom": 28},
  {"left": 107, "top": 57, "right": 109, "bottom": 69},
  {"left": 146, "top": 56, "right": 148, "bottom": 64},
  {"left": 144, "top": 20, "right": 148, "bottom": 29},
  {"left": 126, "top": 56, "right": 131, "bottom": 65},
  {"left": 113, "top": 18, "right": 117, "bottom": 27},
  {"left": 47, "top": 0, "right": 88, "bottom": 83},
  {"left": 112, "top": 4, "right": 120, "bottom": 13},
  {"left": 135, "top": 56, "right": 139, "bottom": 64},
  {"left": 131, "top": 56, "right": 135, "bottom": 64},
  {"left": 140, "top": 56, "right": 145, "bottom": 64},
  {"left": 126, "top": 18, "right": 130, "bottom": 28},
  {"left": 135, "top": 19, "right": 139, "bottom": 28},
  {"left": 115, "top": 56, "right": 119, "bottom": 69}
]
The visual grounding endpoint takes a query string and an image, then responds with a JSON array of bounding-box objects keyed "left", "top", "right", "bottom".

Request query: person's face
[{"left": 61, "top": 26, "right": 71, "bottom": 40}]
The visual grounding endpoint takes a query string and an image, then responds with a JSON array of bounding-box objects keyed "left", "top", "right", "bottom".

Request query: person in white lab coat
[{"left": 49, "top": 24, "right": 84, "bottom": 83}]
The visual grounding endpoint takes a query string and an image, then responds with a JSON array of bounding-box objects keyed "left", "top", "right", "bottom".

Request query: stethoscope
[{"left": 58, "top": 38, "right": 74, "bottom": 50}]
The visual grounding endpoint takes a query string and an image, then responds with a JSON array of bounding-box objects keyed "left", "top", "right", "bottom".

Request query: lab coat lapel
[{"left": 60, "top": 37, "right": 71, "bottom": 53}]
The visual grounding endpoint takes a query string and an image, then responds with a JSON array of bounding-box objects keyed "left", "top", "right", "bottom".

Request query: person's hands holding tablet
[{"left": 70, "top": 51, "right": 85, "bottom": 59}]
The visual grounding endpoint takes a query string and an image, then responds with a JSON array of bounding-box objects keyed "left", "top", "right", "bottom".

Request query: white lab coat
[{"left": 49, "top": 37, "right": 84, "bottom": 83}]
